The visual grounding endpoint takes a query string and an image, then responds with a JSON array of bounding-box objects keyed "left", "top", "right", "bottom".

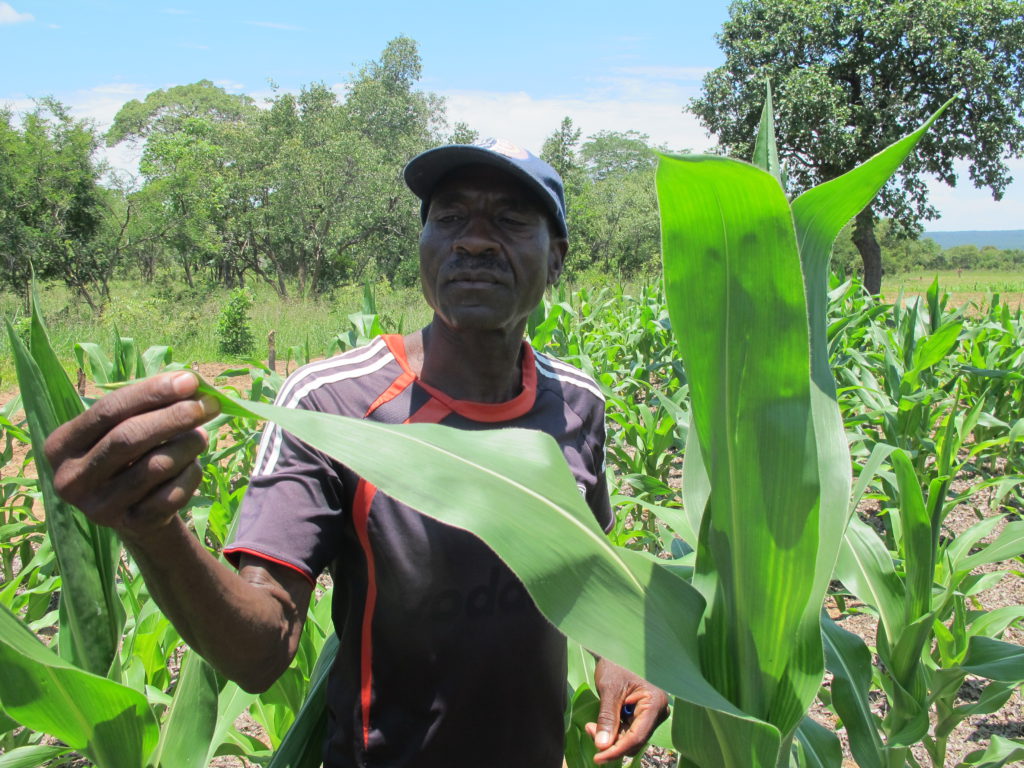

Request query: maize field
[{"left": 0, "top": 106, "right": 1022, "bottom": 768}]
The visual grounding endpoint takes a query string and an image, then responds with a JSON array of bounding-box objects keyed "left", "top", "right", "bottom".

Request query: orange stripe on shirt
[
  {"left": 364, "top": 370, "right": 415, "bottom": 417},
  {"left": 352, "top": 478, "right": 378, "bottom": 749},
  {"left": 382, "top": 333, "right": 538, "bottom": 422},
  {"left": 353, "top": 395, "right": 452, "bottom": 751},
  {"left": 406, "top": 397, "right": 453, "bottom": 424}
]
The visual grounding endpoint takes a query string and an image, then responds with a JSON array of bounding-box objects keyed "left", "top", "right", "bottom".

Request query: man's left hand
[{"left": 585, "top": 657, "right": 670, "bottom": 764}]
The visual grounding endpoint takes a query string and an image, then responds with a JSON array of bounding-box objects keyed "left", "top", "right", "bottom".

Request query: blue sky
[{"left": 2, "top": 0, "right": 1020, "bottom": 231}]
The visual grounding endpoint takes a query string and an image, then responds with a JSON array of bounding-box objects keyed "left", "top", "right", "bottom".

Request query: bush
[{"left": 217, "top": 288, "right": 254, "bottom": 356}]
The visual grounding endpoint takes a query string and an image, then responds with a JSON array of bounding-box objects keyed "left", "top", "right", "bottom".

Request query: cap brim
[{"left": 403, "top": 145, "right": 567, "bottom": 237}]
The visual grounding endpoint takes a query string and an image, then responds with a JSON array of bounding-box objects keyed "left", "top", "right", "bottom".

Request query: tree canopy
[
  {"left": 0, "top": 100, "right": 112, "bottom": 309},
  {"left": 105, "top": 80, "right": 256, "bottom": 146},
  {"left": 103, "top": 37, "right": 457, "bottom": 296},
  {"left": 690, "top": 0, "right": 1024, "bottom": 293},
  {"left": 541, "top": 119, "right": 663, "bottom": 277}
]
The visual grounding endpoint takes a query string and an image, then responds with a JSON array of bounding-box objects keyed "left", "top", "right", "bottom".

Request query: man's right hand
[{"left": 44, "top": 371, "right": 221, "bottom": 541}]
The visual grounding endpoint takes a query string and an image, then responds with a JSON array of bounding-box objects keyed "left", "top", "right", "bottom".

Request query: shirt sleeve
[
  {"left": 224, "top": 408, "right": 348, "bottom": 584},
  {"left": 582, "top": 397, "right": 614, "bottom": 534}
]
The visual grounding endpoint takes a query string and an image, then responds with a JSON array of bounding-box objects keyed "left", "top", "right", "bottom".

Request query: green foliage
[
  {"left": 1, "top": 269, "right": 1022, "bottom": 767},
  {"left": 0, "top": 100, "right": 109, "bottom": 309},
  {"left": 217, "top": 288, "right": 255, "bottom": 356},
  {"left": 2, "top": 92, "right": 1022, "bottom": 768},
  {"left": 691, "top": 0, "right": 1024, "bottom": 292},
  {"left": 580, "top": 129, "right": 657, "bottom": 181},
  {"left": 101, "top": 37, "right": 447, "bottom": 298},
  {"left": 104, "top": 79, "right": 257, "bottom": 146},
  {"left": 541, "top": 121, "right": 664, "bottom": 277}
]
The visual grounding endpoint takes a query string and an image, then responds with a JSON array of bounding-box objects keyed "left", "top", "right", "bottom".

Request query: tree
[
  {"left": 0, "top": 100, "right": 109, "bottom": 310},
  {"left": 340, "top": 36, "right": 451, "bottom": 285},
  {"left": 540, "top": 122, "right": 662, "bottom": 276},
  {"left": 104, "top": 39, "right": 463, "bottom": 293},
  {"left": 106, "top": 80, "right": 255, "bottom": 146},
  {"left": 579, "top": 129, "right": 656, "bottom": 182},
  {"left": 343, "top": 35, "right": 447, "bottom": 153},
  {"left": 576, "top": 130, "right": 661, "bottom": 276},
  {"left": 108, "top": 81, "right": 258, "bottom": 289},
  {"left": 541, "top": 117, "right": 584, "bottom": 185},
  {"left": 690, "top": 0, "right": 1024, "bottom": 293},
  {"left": 541, "top": 117, "right": 593, "bottom": 265}
]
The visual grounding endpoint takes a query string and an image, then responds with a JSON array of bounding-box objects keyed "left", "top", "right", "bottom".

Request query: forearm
[{"left": 122, "top": 515, "right": 306, "bottom": 692}]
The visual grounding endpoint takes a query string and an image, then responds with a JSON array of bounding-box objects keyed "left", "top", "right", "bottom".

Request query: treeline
[
  {"left": 1, "top": 35, "right": 1018, "bottom": 313},
  {"left": 2, "top": 37, "right": 462, "bottom": 309},
  {"left": 831, "top": 219, "right": 1024, "bottom": 275},
  {"left": 1, "top": 36, "right": 667, "bottom": 312}
]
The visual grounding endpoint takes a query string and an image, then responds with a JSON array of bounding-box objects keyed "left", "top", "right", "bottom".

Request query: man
[{"left": 45, "top": 138, "right": 668, "bottom": 767}]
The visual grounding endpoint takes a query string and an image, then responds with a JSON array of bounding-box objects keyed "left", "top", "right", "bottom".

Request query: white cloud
[
  {"left": 441, "top": 89, "right": 1024, "bottom": 231},
  {"left": 0, "top": 2, "right": 33, "bottom": 24},
  {"left": 246, "top": 21, "right": 302, "bottom": 31},
  {"left": 0, "top": 96, "right": 35, "bottom": 115},
  {"left": 90, "top": 83, "right": 148, "bottom": 96},
  {"left": 215, "top": 79, "right": 246, "bottom": 92},
  {"left": 440, "top": 89, "right": 716, "bottom": 156}
]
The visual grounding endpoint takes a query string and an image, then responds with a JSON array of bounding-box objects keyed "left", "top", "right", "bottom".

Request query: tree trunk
[
  {"left": 74, "top": 283, "right": 100, "bottom": 315},
  {"left": 852, "top": 206, "right": 883, "bottom": 295}
]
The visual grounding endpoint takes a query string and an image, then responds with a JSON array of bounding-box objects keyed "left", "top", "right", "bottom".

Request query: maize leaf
[
  {"left": 207, "top": 683, "right": 258, "bottom": 761},
  {"left": 957, "top": 521, "right": 1024, "bottom": 572},
  {"left": 7, "top": 304, "right": 123, "bottom": 676},
  {"left": 268, "top": 633, "right": 338, "bottom": 768},
  {"left": 960, "top": 637, "right": 1024, "bottom": 683},
  {"left": 0, "top": 745, "right": 73, "bottom": 768},
  {"left": 74, "top": 342, "right": 114, "bottom": 385},
  {"left": 962, "top": 735, "right": 1024, "bottom": 768},
  {"left": 751, "top": 81, "right": 783, "bottom": 187},
  {"left": 891, "top": 450, "right": 935, "bottom": 624},
  {"left": 792, "top": 716, "right": 842, "bottom": 768},
  {"left": 0, "top": 603, "right": 157, "bottom": 768},
  {"left": 149, "top": 649, "right": 219, "bottom": 768},
  {"left": 821, "top": 615, "right": 885, "bottom": 768},
  {"left": 658, "top": 150, "right": 824, "bottom": 751}
]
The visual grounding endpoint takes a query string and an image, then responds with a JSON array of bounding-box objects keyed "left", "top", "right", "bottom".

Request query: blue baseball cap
[{"left": 403, "top": 138, "right": 568, "bottom": 238}]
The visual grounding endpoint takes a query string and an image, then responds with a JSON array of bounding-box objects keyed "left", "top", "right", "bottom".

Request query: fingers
[
  {"left": 590, "top": 694, "right": 624, "bottom": 753},
  {"left": 43, "top": 371, "right": 221, "bottom": 534},
  {"left": 123, "top": 460, "right": 205, "bottom": 537},
  {"left": 46, "top": 371, "right": 200, "bottom": 462},
  {"left": 588, "top": 657, "right": 670, "bottom": 764},
  {"left": 588, "top": 696, "right": 663, "bottom": 763},
  {"left": 85, "top": 429, "right": 209, "bottom": 521}
]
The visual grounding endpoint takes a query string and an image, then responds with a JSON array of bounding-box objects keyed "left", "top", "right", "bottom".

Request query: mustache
[{"left": 444, "top": 254, "right": 512, "bottom": 276}]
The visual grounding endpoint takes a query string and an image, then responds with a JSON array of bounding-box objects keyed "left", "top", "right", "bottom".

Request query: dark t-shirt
[{"left": 225, "top": 334, "right": 612, "bottom": 768}]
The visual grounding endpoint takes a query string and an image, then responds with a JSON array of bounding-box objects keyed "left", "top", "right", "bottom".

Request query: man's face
[{"left": 419, "top": 164, "right": 566, "bottom": 335}]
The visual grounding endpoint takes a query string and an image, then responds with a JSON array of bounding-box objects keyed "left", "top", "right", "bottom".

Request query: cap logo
[{"left": 477, "top": 137, "right": 530, "bottom": 160}]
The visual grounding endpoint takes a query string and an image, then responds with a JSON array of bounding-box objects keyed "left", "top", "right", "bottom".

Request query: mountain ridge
[{"left": 923, "top": 230, "right": 1024, "bottom": 249}]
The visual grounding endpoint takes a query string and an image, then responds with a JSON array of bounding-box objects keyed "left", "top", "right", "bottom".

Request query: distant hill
[{"left": 923, "top": 230, "right": 1024, "bottom": 250}]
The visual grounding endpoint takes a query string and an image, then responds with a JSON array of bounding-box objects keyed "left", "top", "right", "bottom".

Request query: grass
[
  {"left": 1, "top": 268, "right": 1019, "bottom": 394},
  {"left": 881, "top": 269, "right": 1024, "bottom": 310},
  {"left": 0, "top": 280, "right": 434, "bottom": 391}
]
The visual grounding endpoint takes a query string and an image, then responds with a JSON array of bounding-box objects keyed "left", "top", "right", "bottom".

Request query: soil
[{"left": 1, "top": 366, "right": 1020, "bottom": 768}]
